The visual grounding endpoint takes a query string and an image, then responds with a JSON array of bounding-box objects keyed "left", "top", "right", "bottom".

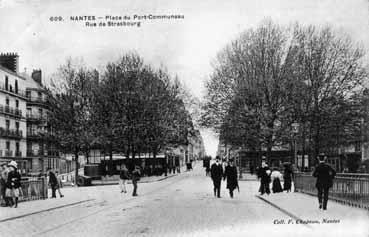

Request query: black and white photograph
[{"left": 0, "top": 0, "right": 368, "bottom": 236}]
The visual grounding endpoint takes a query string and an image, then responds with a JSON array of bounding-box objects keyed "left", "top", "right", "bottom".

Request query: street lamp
[{"left": 291, "top": 122, "right": 300, "bottom": 168}]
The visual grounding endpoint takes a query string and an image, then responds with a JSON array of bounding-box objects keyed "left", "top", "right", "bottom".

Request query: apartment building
[
  {"left": 0, "top": 53, "right": 28, "bottom": 174},
  {"left": 0, "top": 53, "right": 65, "bottom": 175}
]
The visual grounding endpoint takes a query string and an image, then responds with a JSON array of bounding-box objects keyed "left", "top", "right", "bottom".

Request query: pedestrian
[
  {"left": 283, "top": 164, "right": 293, "bottom": 192},
  {"left": 131, "top": 165, "right": 141, "bottom": 196},
  {"left": 313, "top": 155, "right": 336, "bottom": 210},
  {"left": 223, "top": 159, "right": 238, "bottom": 198},
  {"left": 119, "top": 163, "right": 129, "bottom": 193},
  {"left": 6, "top": 161, "right": 21, "bottom": 208},
  {"left": 47, "top": 168, "right": 59, "bottom": 198},
  {"left": 258, "top": 162, "right": 271, "bottom": 195},
  {"left": 210, "top": 156, "right": 223, "bottom": 198},
  {"left": 0, "top": 163, "right": 9, "bottom": 206},
  {"left": 270, "top": 168, "right": 283, "bottom": 193},
  {"left": 55, "top": 171, "right": 64, "bottom": 198}
]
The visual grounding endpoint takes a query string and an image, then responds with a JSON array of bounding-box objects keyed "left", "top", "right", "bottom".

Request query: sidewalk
[
  {"left": 256, "top": 189, "right": 369, "bottom": 236},
  {"left": 0, "top": 170, "right": 183, "bottom": 222}
]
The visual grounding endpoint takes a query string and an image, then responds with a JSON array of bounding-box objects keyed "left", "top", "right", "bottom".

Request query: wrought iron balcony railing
[
  {"left": 0, "top": 127, "right": 23, "bottom": 139},
  {"left": 0, "top": 84, "right": 27, "bottom": 98},
  {"left": 0, "top": 105, "right": 22, "bottom": 118}
]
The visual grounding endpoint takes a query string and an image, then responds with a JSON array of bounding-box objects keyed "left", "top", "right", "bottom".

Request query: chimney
[
  {"left": 0, "top": 53, "right": 19, "bottom": 73},
  {"left": 31, "top": 69, "right": 42, "bottom": 85}
]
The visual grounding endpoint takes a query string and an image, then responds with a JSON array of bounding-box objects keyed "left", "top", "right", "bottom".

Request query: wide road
[{"left": 1, "top": 163, "right": 360, "bottom": 237}]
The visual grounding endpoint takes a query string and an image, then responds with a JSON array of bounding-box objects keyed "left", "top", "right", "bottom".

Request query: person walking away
[
  {"left": 210, "top": 156, "right": 223, "bottom": 198},
  {"left": 55, "top": 171, "right": 64, "bottom": 197},
  {"left": 283, "top": 164, "right": 293, "bottom": 192},
  {"left": 271, "top": 168, "right": 283, "bottom": 193},
  {"left": 6, "top": 161, "right": 21, "bottom": 208},
  {"left": 313, "top": 155, "right": 336, "bottom": 210},
  {"left": 223, "top": 159, "right": 238, "bottom": 198},
  {"left": 47, "top": 169, "right": 59, "bottom": 198},
  {"left": 258, "top": 162, "right": 271, "bottom": 195},
  {"left": 131, "top": 166, "right": 141, "bottom": 196},
  {"left": 119, "top": 164, "right": 129, "bottom": 193}
]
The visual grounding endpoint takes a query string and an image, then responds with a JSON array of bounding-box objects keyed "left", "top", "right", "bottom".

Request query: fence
[
  {"left": 294, "top": 173, "right": 369, "bottom": 209},
  {"left": 0, "top": 177, "right": 48, "bottom": 203}
]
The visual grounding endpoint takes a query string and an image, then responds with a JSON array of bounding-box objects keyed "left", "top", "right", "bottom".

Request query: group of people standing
[
  {"left": 210, "top": 156, "right": 239, "bottom": 198},
  {"left": 257, "top": 162, "right": 293, "bottom": 195},
  {"left": 0, "top": 161, "right": 21, "bottom": 208},
  {"left": 119, "top": 164, "right": 141, "bottom": 196}
]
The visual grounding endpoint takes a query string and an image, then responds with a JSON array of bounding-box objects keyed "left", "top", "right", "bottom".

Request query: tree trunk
[
  {"left": 74, "top": 149, "right": 79, "bottom": 186},
  {"left": 109, "top": 143, "right": 113, "bottom": 161}
]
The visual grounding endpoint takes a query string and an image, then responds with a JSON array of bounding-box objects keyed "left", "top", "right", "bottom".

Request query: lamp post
[{"left": 292, "top": 122, "right": 300, "bottom": 168}]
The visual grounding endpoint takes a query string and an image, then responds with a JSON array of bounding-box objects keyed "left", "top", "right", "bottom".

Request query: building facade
[
  {"left": 0, "top": 53, "right": 28, "bottom": 175},
  {"left": 0, "top": 53, "right": 68, "bottom": 175}
]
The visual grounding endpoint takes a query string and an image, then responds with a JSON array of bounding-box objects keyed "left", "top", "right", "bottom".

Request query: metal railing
[
  {"left": 26, "top": 114, "right": 48, "bottom": 121},
  {"left": 0, "top": 84, "right": 27, "bottom": 98},
  {"left": 0, "top": 127, "right": 23, "bottom": 139},
  {"left": 0, "top": 177, "right": 47, "bottom": 203},
  {"left": 294, "top": 173, "right": 369, "bottom": 209},
  {"left": 26, "top": 96, "right": 48, "bottom": 104},
  {"left": 0, "top": 105, "right": 22, "bottom": 118}
]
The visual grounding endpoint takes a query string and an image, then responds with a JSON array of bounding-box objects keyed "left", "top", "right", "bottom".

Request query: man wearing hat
[
  {"left": 210, "top": 156, "right": 223, "bottom": 198},
  {"left": 6, "top": 161, "right": 21, "bottom": 208},
  {"left": 313, "top": 154, "right": 336, "bottom": 210},
  {"left": 223, "top": 159, "right": 238, "bottom": 198}
]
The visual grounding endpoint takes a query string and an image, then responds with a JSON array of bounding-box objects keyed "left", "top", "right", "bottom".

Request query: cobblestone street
[{"left": 0, "top": 163, "right": 367, "bottom": 237}]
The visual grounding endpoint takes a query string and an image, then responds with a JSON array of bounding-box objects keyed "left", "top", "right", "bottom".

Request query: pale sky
[{"left": 1, "top": 0, "right": 369, "bottom": 156}]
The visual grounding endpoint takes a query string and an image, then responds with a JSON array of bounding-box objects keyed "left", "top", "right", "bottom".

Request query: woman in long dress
[{"left": 271, "top": 168, "right": 283, "bottom": 193}]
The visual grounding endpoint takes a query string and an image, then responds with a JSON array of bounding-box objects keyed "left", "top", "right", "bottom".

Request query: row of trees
[
  {"left": 48, "top": 53, "right": 196, "bottom": 177},
  {"left": 201, "top": 20, "right": 368, "bottom": 166}
]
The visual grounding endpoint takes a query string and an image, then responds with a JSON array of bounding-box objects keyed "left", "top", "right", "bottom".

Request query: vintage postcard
[{"left": 0, "top": 0, "right": 368, "bottom": 236}]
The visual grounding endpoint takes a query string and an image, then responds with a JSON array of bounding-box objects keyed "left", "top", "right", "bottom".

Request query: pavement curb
[
  {"left": 255, "top": 195, "right": 312, "bottom": 229},
  {"left": 0, "top": 199, "right": 95, "bottom": 223},
  {"left": 90, "top": 173, "right": 180, "bottom": 186}
]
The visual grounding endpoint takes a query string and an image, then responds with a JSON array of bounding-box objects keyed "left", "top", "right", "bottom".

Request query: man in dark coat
[
  {"left": 313, "top": 155, "right": 336, "bottom": 210},
  {"left": 210, "top": 156, "right": 223, "bottom": 198},
  {"left": 47, "top": 168, "right": 58, "bottom": 198},
  {"left": 223, "top": 159, "right": 238, "bottom": 198},
  {"left": 258, "top": 162, "right": 271, "bottom": 195}
]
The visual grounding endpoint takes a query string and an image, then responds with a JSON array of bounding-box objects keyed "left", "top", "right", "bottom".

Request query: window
[
  {"left": 39, "top": 108, "right": 43, "bottom": 117},
  {"left": 15, "top": 142, "right": 19, "bottom": 153},
  {"left": 15, "top": 122, "right": 19, "bottom": 131},
  {"left": 5, "top": 98, "right": 9, "bottom": 106},
  {"left": 6, "top": 120, "right": 10, "bottom": 130},
  {"left": 26, "top": 91, "right": 31, "bottom": 99},
  {"left": 38, "top": 92, "right": 42, "bottom": 99},
  {"left": 5, "top": 75, "right": 8, "bottom": 90},
  {"left": 6, "top": 141, "right": 10, "bottom": 150},
  {"left": 15, "top": 100, "right": 19, "bottom": 108},
  {"left": 15, "top": 80, "right": 18, "bottom": 93}
]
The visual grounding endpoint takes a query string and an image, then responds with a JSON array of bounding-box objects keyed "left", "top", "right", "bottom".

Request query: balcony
[
  {"left": 0, "top": 150, "right": 22, "bottom": 157},
  {"left": 0, "top": 84, "right": 27, "bottom": 98},
  {"left": 26, "top": 130, "right": 54, "bottom": 141},
  {"left": 27, "top": 149, "right": 45, "bottom": 157},
  {"left": 0, "top": 105, "right": 23, "bottom": 118},
  {"left": 27, "top": 149, "right": 59, "bottom": 157},
  {"left": 0, "top": 127, "right": 23, "bottom": 139},
  {"left": 26, "top": 114, "right": 48, "bottom": 123},
  {"left": 26, "top": 96, "right": 49, "bottom": 107}
]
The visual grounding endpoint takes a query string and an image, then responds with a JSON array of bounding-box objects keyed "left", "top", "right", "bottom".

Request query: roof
[{"left": 0, "top": 65, "right": 26, "bottom": 80}]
